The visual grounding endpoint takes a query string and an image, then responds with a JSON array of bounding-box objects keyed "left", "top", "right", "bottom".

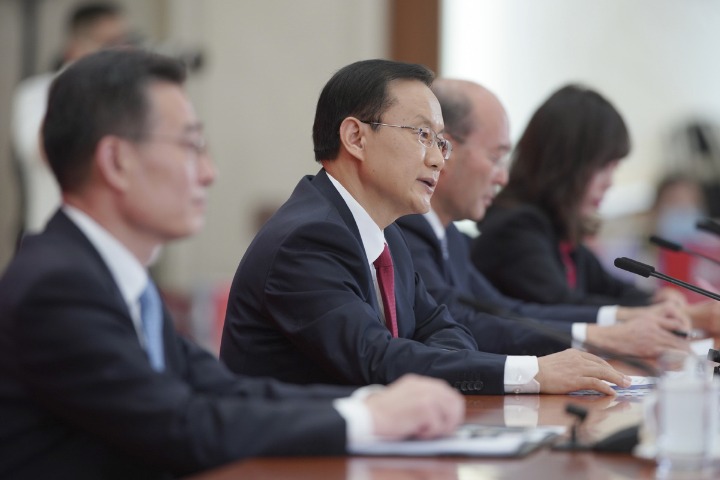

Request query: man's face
[
  {"left": 360, "top": 79, "right": 446, "bottom": 227},
  {"left": 434, "top": 92, "right": 510, "bottom": 225},
  {"left": 121, "top": 81, "right": 215, "bottom": 244}
]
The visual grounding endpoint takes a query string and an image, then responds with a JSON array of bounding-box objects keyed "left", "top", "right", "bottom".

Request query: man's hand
[
  {"left": 587, "top": 316, "right": 690, "bottom": 358},
  {"left": 365, "top": 374, "right": 465, "bottom": 440},
  {"left": 687, "top": 300, "right": 720, "bottom": 335},
  {"left": 652, "top": 287, "right": 688, "bottom": 308},
  {"left": 535, "top": 349, "right": 631, "bottom": 395},
  {"left": 617, "top": 300, "right": 691, "bottom": 331}
]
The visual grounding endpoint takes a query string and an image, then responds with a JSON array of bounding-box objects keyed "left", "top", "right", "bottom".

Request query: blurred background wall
[{"left": 442, "top": 0, "right": 720, "bottom": 219}]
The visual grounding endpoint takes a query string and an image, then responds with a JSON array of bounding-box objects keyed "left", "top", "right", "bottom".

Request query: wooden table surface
[{"left": 187, "top": 392, "right": 658, "bottom": 480}]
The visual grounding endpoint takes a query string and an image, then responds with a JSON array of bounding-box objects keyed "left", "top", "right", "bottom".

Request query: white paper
[{"left": 353, "top": 424, "right": 565, "bottom": 457}]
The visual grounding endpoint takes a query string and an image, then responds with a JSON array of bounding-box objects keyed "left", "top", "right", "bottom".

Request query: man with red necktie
[{"left": 220, "top": 59, "right": 630, "bottom": 396}]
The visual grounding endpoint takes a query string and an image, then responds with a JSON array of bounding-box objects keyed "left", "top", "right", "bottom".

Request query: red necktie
[
  {"left": 373, "top": 243, "right": 398, "bottom": 337},
  {"left": 558, "top": 241, "right": 577, "bottom": 288}
]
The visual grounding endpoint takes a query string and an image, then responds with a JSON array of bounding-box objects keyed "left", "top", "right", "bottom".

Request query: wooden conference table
[{"left": 188, "top": 390, "right": 657, "bottom": 480}]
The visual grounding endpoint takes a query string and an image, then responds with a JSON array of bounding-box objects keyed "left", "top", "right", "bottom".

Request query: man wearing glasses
[
  {"left": 220, "top": 59, "right": 629, "bottom": 396},
  {"left": 0, "top": 51, "right": 467, "bottom": 478}
]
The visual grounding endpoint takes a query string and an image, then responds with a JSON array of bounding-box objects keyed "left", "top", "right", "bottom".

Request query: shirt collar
[
  {"left": 423, "top": 209, "right": 446, "bottom": 242},
  {"left": 62, "top": 205, "right": 148, "bottom": 308},
  {"left": 326, "top": 173, "right": 385, "bottom": 264}
]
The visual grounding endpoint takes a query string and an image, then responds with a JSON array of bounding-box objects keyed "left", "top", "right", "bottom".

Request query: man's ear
[
  {"left": 94, "top": 135, "right": 132, "bottom": 192},
  {"left": 338, "top": 117, "right": 367, "bottom": 161}
]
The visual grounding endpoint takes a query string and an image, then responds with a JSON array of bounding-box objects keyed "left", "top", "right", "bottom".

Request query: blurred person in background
[
  {"left": 397, "top": 79, "right": 689, "bottom": 359},
  {"left": 11, "top": 2, "right": 130, "bottom": 235},
  {"left": 470, "top": 85, "right": 720, "bottom": 334}
]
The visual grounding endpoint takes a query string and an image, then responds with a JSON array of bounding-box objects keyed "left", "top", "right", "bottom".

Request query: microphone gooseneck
[
  {"left": 649, "top": 234, "right": 720, "bottom": 267},
  {"left": 649, "top": 235, "right": 682, "bottom": 252},
  {"left": 696, "top": 218, "right": 720, "bottom": 237},
  {"left": 614, "top": 256, "right": 720, "bottom": 301}
]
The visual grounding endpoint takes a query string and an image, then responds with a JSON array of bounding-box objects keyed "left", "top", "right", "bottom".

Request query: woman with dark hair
[{"left": 470, "top": 84, "right": 683, "bottom": 308}]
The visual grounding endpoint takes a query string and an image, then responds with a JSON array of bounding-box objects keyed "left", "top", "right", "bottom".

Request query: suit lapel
[
  {"left": 45, "top": 210, "right": 128, "bottom": 311},
  {"left": 398, "top": 214, "right": 457, "bottom": 285},
  {"left": 311, "top": 169, "right": 384, "bottom": 318},
  {"left": 385, "top": 224, "right": 414, "bottom": 338},
  {"left": 47, "top": 210, "right": 173, "bottom": 365}
]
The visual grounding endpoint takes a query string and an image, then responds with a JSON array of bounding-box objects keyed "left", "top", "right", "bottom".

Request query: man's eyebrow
[{"left": 412, "top": 115, "right": 445, "bottom": 133}]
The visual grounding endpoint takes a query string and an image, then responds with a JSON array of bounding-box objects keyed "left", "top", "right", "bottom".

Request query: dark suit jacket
[
  {"left": 471, "top": 203, "right": 652, "bottom": 307},
  {"left": 0, "top": 211, "right": 349, "bottom": 480},
  {"left": 397, "top": 214, "right": 603, "bottom": 354},
  {"left": 220, "top": 170, "right": 507, "bottom": 395}
]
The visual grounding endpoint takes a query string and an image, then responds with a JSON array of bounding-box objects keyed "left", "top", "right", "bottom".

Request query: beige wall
[
  {"left": 0, "top": 0, "right": 22, "bottom": 269},
  {"left": 157, "top": 0, "right": 389, "bottom": 289},
  {"left": 442, "top": 0, "right": 720, "bottom": 218}
]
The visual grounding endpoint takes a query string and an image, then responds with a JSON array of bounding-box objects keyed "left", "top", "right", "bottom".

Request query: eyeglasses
[
  {"left": 144, "top": 135, "right": 209, "bottom": 158},
  {"left": 361, "top": 121, "right": 453, "bottom": 160}
]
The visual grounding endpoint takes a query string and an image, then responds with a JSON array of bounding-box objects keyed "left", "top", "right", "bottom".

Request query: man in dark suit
[
  {"left": 220, "top": 59, "right": 631, "bottom": 396},
  {"left": 396, "top": 79, "right": 689, "bottom": 358},
  {"left": 0, "top": 50, "right": 466, "bottom": 479}
]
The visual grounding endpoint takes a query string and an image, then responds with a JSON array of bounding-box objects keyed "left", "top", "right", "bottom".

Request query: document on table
[{"left": 353, "top": 424, "right": 565, "bottom": 457}]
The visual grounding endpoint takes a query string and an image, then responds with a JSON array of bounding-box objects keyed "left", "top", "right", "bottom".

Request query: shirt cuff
[
  {"left": 597, "top": 305, "right": 618, "bottom": 326},
  {"left": 571, "top": 322, "right": 587, "bottom": 347},
  {"left": 333, "top": 385, "right": 385, "bottom": 450},
  {"left": 504, "top": 356, "right": 540, "bottom": 394}
]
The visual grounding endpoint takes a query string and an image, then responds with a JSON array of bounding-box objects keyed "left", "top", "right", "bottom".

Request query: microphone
[
  {"left": 614, "top": 257, "right": 720, "bottom": 302},
  {"left": 649, "top": 235, "right": 720, "bottom": 267},
  {"left": 697, "top": 218, "right": 720, "bottom": 237},
  {"left": 457, "top": 296, "right": 659, "bottom": 377}
]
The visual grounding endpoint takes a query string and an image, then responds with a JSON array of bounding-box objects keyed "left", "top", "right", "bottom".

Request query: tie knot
[
  {"left": 373, "top": 243, "right": 393, "bottom": 269},
  {"left": 559, "top": 241, "right": 575, "bottom": 256}
]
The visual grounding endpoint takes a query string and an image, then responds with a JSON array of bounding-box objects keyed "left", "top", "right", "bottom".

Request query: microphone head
[
  {"left": 697, "top": 218, "right": 720, "bottom": 237},
  {"left": 649, "top": 235, "right": 682, "bottom": 252},
  {"left": 614, "top": 257, "right": 655, "bottom": 278},
  {"left": 565, "top": 403, "right": 588, "bottom": 422}
]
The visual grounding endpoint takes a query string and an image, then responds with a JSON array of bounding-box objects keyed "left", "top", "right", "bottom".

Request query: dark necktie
[
  {"left": 373, "top": 243, "right": 398, "bottom": 337},
  {"left": 139, "top": 279, "right": 165, "bottom": 371},
  {"left": 558, "top": 242, "right": 577, "bottom": 289}
]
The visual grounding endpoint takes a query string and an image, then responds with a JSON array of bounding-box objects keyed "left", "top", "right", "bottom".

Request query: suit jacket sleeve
[
  {"left": 7, "top": 266, "right": 347, "bottom": 475},
  {"left": 472, "top": 206, "right": 652, "bottom": 307},
  {"left": 575, "top": 244, "right": 652, "bottom": 306},
  {"left": 449, "top": 227, "right": 600, "bottom": 323},
  {"left": 261, "top": 220, "right": 507, "bottom": 394},
  {"left": 398, "top": 217, "right": 571, "bottom": 355}
]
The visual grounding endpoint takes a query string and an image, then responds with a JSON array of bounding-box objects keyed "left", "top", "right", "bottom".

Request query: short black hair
[
  {"left": 42, "top": 48, "right": 186, "bottom": 191},
  {"left": 69, "top": 2, "right": 123, "bottom": 34},
  {"left": 312, "top": 59, "right": 434, "bottom": 162}
]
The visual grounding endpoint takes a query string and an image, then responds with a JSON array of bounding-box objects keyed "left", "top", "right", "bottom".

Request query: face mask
[{"left": 656, "top": 207, "right": 703, "bottom": 242}]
